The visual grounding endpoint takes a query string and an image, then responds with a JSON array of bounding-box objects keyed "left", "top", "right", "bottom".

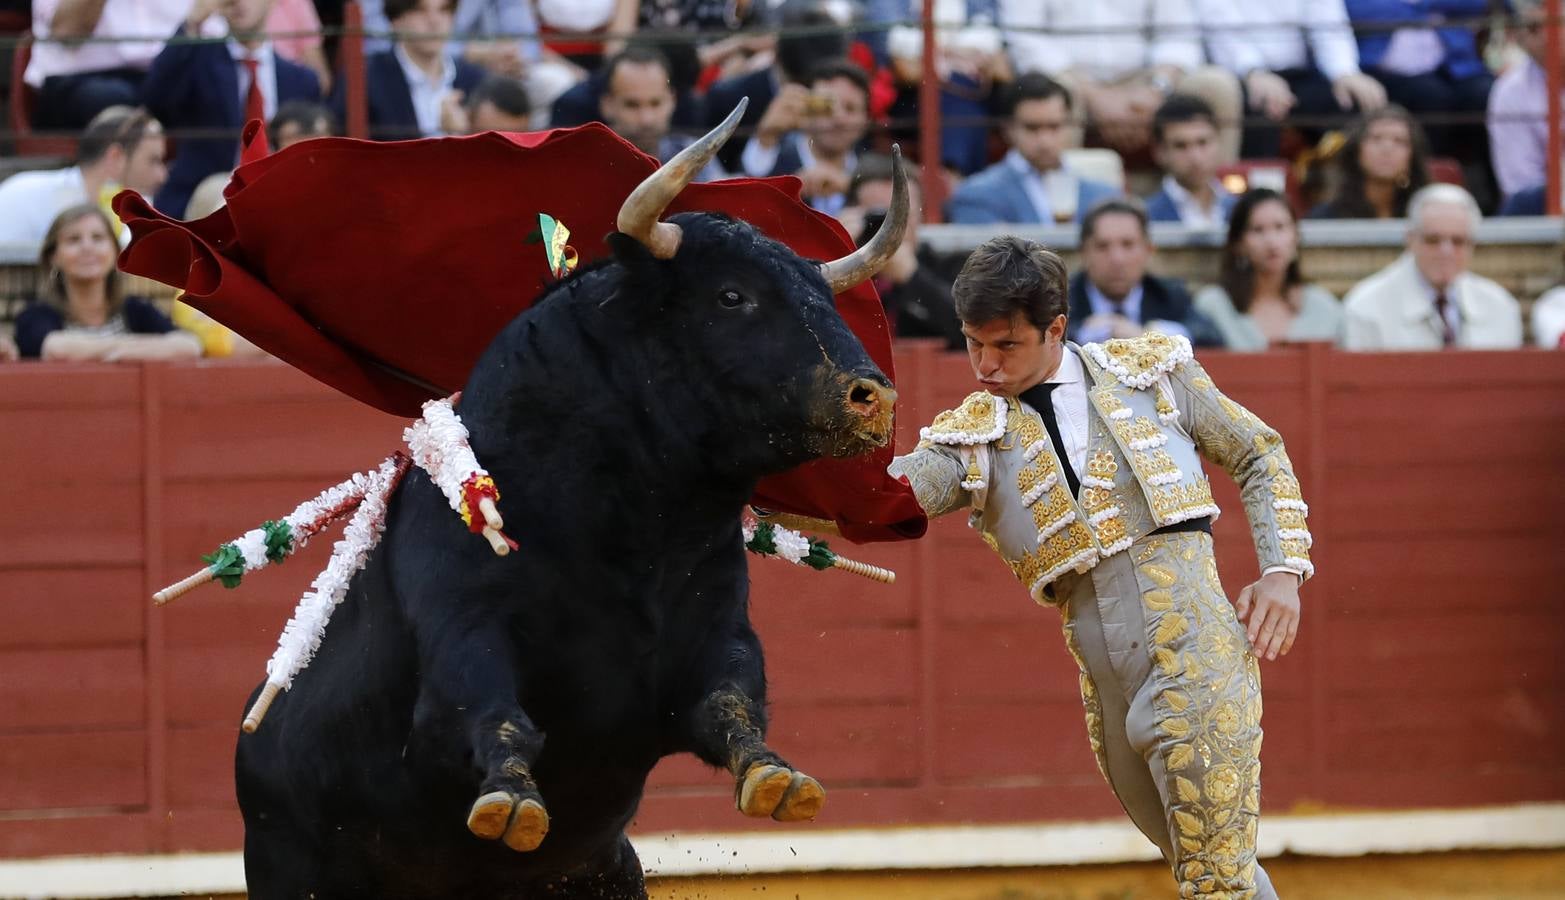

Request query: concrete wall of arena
[{"left": 1, "top": 344, "right": 1563, "bottom": 862}]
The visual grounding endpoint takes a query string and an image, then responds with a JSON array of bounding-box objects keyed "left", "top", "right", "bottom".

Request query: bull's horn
[
  {"left": 616, "top": 98, "right": 748, "bottom": 259},
  {"left": 819, "top": 145, "right": 910, "bottom": 294}
]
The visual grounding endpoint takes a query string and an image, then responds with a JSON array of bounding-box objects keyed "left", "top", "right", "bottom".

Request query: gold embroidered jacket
[{"left": 890, "top": 333, "right": 1313, "bottom": 602}]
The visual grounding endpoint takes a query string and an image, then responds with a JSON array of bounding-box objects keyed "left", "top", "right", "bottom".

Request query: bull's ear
[{"left": 604, "top": 231, "right": 672, "bottom": 308}]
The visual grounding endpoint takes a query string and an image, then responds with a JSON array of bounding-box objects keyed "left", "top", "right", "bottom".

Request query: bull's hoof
[
  {"left": 772, "top": 773, "right": 826, "bottom": 822},
  {"left": 737, "top": 764, "right": 825, "bottom": 821},
  {"left": 467, "top": 791, "right": 550, "bottom": 852},
  {"left": 737, "top": 764, "right": 794, "bottom": 818}
]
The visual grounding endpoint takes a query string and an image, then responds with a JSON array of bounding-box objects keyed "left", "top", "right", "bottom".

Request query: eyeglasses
[{"left": 1417, "top": 232, "right": 1472, "bottom": 249}]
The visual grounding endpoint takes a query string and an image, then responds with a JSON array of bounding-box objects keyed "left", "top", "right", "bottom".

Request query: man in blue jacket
[
  {"left": 946, "top": 73, "right": 1120, "bottom": 225},
  {"left": 144, "top": 0, "right": 321, "bottom": 217}
]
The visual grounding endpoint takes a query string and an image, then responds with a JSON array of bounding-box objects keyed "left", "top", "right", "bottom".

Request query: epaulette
[
  {"left": 1081, "top": 332, "right": 1194, "bottom": 390},
  {"left": 918, "top": 391, "right": 1008, "bottom": 447}
]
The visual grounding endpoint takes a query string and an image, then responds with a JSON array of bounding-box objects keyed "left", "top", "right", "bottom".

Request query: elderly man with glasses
[{"left": 1342, "top": 183, "right": 1523, "bottom": 350}]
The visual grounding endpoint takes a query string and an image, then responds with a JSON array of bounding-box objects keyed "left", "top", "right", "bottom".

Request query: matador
[{"left": 890, "top": 237, "right": 1312, "bottom": 898}]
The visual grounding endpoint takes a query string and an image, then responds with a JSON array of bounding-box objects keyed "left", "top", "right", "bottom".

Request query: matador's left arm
[{"left": 1165, "top": 357, "right": 1314, "bottom": 580}]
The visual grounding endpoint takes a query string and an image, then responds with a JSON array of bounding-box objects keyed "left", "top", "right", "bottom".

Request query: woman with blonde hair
[
  {"left": 13, "top": 204, "right": 201, "bottom": 360},
  {"left": 1195, "top": 188, "right": 1344, "bottom": 350}
]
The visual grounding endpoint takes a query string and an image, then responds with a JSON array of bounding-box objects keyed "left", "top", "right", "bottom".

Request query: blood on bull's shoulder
[{"left": 234, "top": 106, "right": 911, "bottom": 900}]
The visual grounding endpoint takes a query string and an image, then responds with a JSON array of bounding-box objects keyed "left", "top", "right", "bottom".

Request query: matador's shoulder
[
  {"left": 918, "top": 390, "right": 1008, "bottom": 447},
  {"left": 1081, "top": 332, "right": 1195, "bottom": 390}
]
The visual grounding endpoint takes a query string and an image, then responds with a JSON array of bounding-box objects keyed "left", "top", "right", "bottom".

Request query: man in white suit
[{"left": 1343, "top": 184, "right": 1523, "bottom": 350}]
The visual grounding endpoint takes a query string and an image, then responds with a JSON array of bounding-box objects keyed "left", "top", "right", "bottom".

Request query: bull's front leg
[
  {"left": 685, "top": 621, "right": 825, "bottom": 823},
  {"left": 411, "top": 619, "right": 550, "bottom": 852}
]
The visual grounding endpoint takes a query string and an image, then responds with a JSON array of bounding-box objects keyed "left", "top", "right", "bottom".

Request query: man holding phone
[{"left": 738, "top": 59, "right": 872, "bottom": 215}]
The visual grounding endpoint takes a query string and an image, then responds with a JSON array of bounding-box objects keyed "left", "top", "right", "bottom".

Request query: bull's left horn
[
  {"left": 819, "top": 144, "right": 910, "bottom": 293},
  {"left": 616, "top": 98, "right": 748, "bottom": 260}
]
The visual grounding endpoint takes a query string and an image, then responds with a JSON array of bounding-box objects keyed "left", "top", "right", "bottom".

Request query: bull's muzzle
[{"left": 835, "top": 375, "right": 897, "bottom": 455}]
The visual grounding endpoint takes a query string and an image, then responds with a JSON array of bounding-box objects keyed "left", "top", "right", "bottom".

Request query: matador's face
[{"left": 962, "top": 313, "right": 1066, "bottom": 398}]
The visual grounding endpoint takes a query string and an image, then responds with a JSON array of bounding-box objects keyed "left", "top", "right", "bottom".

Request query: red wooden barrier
[{"left": 2, "top": 347, "right": 1563, "bottom": 858}]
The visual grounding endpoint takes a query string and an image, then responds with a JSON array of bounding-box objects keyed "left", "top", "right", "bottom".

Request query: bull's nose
[{"left": 846, "top": 377, "right": 897, "bottom": 419}]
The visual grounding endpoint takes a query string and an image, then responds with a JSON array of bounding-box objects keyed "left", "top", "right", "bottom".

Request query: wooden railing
[{"left": 1, "top": 345, "right": 1563, "bottom": 858}]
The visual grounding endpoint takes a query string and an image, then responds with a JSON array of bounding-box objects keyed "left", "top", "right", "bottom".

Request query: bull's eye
[{"left": 719, "top": 289, "right": 745, "bottom": 309}]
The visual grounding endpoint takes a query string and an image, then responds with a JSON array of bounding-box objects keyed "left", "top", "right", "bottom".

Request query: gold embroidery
[
  {"left": 1101, "top": 332, "right": 1187, "bottom": 382},
  {"left": 1135, "top": 535, "right": 1265, "bottom": 898},
  {"left": 921, "top": 391, "right": 1004, "bottom": 445},
  {"left": 1085, "top": 450, "right": 1119, "bottom": 482}
]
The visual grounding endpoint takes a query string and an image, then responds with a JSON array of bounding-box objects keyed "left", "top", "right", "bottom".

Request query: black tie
[{"left": 1021, "top": 382, "right": 1080, "bottom": 498}]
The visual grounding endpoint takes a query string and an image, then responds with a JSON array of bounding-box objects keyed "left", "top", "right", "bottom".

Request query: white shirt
[
  {"left": 25, "top": 0, "right": 193, "bottom": 87},
  {"left": 1039, "top": 346, "right": 1091, "bottom": 477},
  {"left": 739, "top": 137, "right": 855, "bottom": 215},
  {"left": 1000, "top": 0, "right": 1204, "bottom": 81},
  {"left": 0, "top": 165, "right": 88, "bottom": 244},
  {"left": 1194, "top": 0, "right": 1360, "bottom": 83},
  {"left": 1159, "top": 174, "right": 1227, "bottom": 229},
  {"left": 1006, "top": 150, "right": 1079, "bottom": 223},
  {"left": 394, "top": 45, "right": 457, "bottom": 137},
  {"left": 228, "top": 39, "right": 279, "bottom": 130},
  {"left": 1378, "top": 28, "right": 1445, "bottom": 77}
]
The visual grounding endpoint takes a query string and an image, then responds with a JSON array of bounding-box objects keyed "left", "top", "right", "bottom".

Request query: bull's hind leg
[
  {"left": 530, "top": 835, "right": 647, "bottom": 900},
  {"left": 690, "top": 685, "right": 826, "bottom": 823},
  {"left": 412, "top": 621, "right": 550, "bottom": 852}
]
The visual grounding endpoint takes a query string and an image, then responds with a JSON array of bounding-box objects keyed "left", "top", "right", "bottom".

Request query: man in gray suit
[{"left": 947, "top": 73, "right": 1121, "bottom": 225}]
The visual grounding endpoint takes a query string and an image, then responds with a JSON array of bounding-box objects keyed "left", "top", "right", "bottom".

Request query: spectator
[
  {"left": 1344, "top": 0, "right": 1494, "bottom": 172},
  {"left": 1496, "top": 183, "right": 1553, "bottom": 216},
  {"left": 704, "top": 1, "right": 854, "bottom": 172},
  {"left": 357, "top": 0, "right": 585, "bottom": 121},
  {"left": 1067, "top": 198, "right": 1224, "bottom": 346},
  {"left": 1310, "top": 105, "right": 1432, "bottom": 219},
  {"left": 466, "top": 75, "right": 532, "bottom": 132},
  {"left": 0, "top": 107, "right": 167, "bottom": 245},
  {"left": 998, "top": 0, "right": 1240, "bottom": 157},
  {"left": 14, "top": 205, "right": 201, "bottom": 361},
  {"left": 837, "top": 154, "right": 964, "bottom": 349},
  {"left": 268, "top": 0, "right": 332, "bottom": 92},
  {"left": 537, "top": 0, "right": 632, "bottom": 68},
  {"left": 144, "top": 0, "right": 323, "bottom": 217},
  {"left": 872, "top": 0, "right": 1009, "bottom": 175},
  {"left": 1193, "top": 188, "right": 1344, "bottom": 350},
  {"left": 1488, "top": 0, "right": 1556, "bottom": 203},
  {"left": 342, "top": 0, "right": 487, "bottom": 140},
  {"left": 946, "top": 73, "right": 1120, "bottom": 225},
  {"left": 1532, "top": 285, "right": 1565, "bottom": 348},
  {"left": 1145, "top": 94, "right": 1235, "bottom": 227},
  {"left": 1342, "top": 184, "right": 1522, "bottom": 349},
  {"left": 24, "top": 0, "right": 191, "bottom": 130},
  {"left": 598, "top": 48, "right": 724, "bottom": 179},
  {"left": 739, "top": 59, "right": 871, "bottom": 213},
  {"left": 269, "top": 100, "right": 336, "bottom": 148},
  {"left": 1194, "top": 0, "right": 1386, "bottom": 159}
]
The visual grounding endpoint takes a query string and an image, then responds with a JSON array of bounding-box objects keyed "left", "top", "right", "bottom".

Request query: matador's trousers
[{"left": 1054, "top": 531, "right": 1278, "bottom": 899}]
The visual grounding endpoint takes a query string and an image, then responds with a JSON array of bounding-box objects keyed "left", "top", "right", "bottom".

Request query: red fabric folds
[{"left": 113, "top": 123, "right": 926, "bottom": 542}]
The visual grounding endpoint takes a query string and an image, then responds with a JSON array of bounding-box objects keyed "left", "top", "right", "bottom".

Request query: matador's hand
[{"left": 1232, "top": 571, "right": 1300, "bottom": 662}]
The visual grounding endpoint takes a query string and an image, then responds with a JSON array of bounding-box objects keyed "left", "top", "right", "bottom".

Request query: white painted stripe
[{"left": 2, "top": 804, "right": 1562, "bottom": 896}]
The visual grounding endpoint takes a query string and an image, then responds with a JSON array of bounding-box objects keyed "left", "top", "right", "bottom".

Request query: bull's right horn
[
  {"left": 818, "top": 145, "right": 910, "bottom": 293},
  {"left": 616, "top": 98, "right": 748, "bottom": 260}
]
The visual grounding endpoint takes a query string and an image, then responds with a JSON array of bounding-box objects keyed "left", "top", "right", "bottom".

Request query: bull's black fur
[{"left": 235, "top": 213, "right": 892, "bottom": 899}]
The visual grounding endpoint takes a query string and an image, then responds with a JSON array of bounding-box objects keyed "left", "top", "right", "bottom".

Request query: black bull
[{"left": 235, "top": 129, "right": 910, "bottom": 899}]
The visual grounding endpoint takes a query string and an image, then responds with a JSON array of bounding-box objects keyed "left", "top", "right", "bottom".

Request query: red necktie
[
  {"left": 1433, "top": 291, "right": 1456, "bottom": 348},
  {"left": 242, "top": 57, "right": 264, "bottom": 126}
]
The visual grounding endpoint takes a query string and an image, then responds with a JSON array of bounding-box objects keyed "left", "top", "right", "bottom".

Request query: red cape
[{"left": 113, "top": 123, "right": 926, "bottom": 542}]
